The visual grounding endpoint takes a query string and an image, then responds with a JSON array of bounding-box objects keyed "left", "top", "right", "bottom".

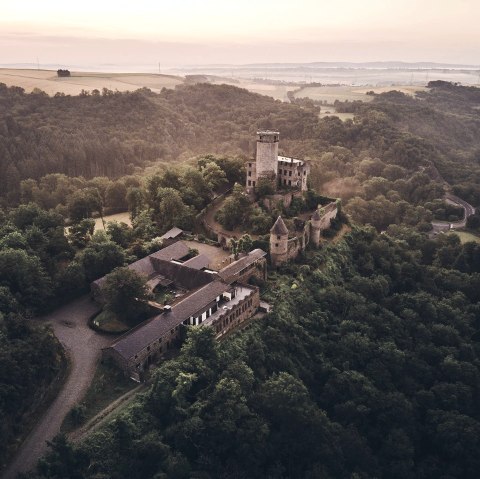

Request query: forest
[
  {"left": 26, "top": 226, "right": 480, "bottom": 479},
  {"left": 1, "top": 81, "right": 480, "bottom": 476}
]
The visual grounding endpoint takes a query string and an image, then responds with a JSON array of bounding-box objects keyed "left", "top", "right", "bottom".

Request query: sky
[{"left": 0, "top": 0, "right": 479, "bottom": 68}]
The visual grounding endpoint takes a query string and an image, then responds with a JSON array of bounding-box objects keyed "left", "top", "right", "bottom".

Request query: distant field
[
  {"left": 0, "top": 69, "right": 184, "bottom": 95},
  {"left": 294, "top": 84, "right": 426, "bottom": 105},
  {"left": 208, "top": 78, "right": 292, "bottom": 101},
  {"left": 294, "top": 85, "right": 375, "bottom": 104},
  {"left": 319, "top": 109, "right": 355, "bottom": 121}
]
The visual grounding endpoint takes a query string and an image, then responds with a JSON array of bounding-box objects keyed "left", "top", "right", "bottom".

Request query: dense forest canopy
[
  {"left": 28, "top": 227, "right": 480, "bottom": 479},
  {"left": 1, "top": 81, "right": 480, "bottom": 476},
  {"left": 2, "top": 81, "right": 479, "bottom": 230},
  {"left": 0, "top": 83, "right": 318, "bottom": 202}
]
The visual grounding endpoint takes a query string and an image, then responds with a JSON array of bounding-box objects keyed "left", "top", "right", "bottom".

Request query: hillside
[
  {"left": 0, "top": 82, "right": 319, "bottom": 202},
  {"left": 28, "top": 227, "right": 480, "bottom": 479}
]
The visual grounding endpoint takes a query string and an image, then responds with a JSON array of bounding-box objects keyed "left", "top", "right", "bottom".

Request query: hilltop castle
[
  {"left": 243, "top": 130, "right": 339, "bottom": 267},
  {"left": 246, "top": 130, "right": 310, "bottom": 194},
  {"left": 269, "top": 201, "right": 339, "bottom": 267}
]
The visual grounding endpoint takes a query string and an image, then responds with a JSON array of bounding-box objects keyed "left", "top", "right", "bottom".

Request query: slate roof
[
  {"left": 109, "top": 280, "right": 231, "bottom": 360},
  {"left": 149, "top": 258, "right": 215, "bottom": 290},
  {"left": 160, "top": 227, "right": 184, "bottom": 240},
  {"left": 182, "top": 254, "right": 211, "bottom": 270},
  {"left": 91, "top": 241, "right": 191, "bottom": 289},
  {"left": 218, "top": 249, "right": 267, "bottom": 282},
  {"left": 270, "top": 216, "right": 289, "bottom": 235},
  {"left": 150, "top": 241, "right": 190, "bottom": 261}
]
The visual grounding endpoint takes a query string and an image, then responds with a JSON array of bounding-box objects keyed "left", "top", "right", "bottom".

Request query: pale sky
[{"left": 0, "top": 0, "right": 479, "bottom": 67}]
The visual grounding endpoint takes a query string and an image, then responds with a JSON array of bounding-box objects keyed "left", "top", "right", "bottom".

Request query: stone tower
[
  {"left": 270, "top": 216, "right": 289, "bottom": 267},
  {"left": 256, "top": 130, "right": 279, "bottom": 181},
  {"left": 310, "top": 208, "right": 322, "bottom": 247}
]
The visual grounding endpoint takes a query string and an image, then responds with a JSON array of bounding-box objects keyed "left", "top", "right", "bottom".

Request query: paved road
[
  {"left": 2, "top": 296, "right": 111, "bottom": 479},
  {"left": 431, "top": 194, "right": 476, "bottom": 236}
]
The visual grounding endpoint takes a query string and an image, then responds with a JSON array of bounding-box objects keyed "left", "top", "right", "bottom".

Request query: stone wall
[
  {"left": 318, "top": 202, "right": 339, "bottom": 230},
  {"left": 213, "top": 286, "right": 260, "bottom": 338}
]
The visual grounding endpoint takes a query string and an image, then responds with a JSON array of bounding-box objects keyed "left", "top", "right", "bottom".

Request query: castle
[
  {"left": 244, "top": 130, "right": 339, "bottom": 267},
  {"left": 269, "top": 201, "right": 339, "bottom": 267},
  {"left": 246, "top": 130, "right": 310, "bottom": 194}
]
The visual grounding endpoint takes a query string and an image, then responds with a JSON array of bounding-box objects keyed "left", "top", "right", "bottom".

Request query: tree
[
  {"left": 105, "top": 181, "right": 128, "bottom": 211},
  {"left": 68, "top": 218, "right": 95, "bottom": 248},
  {"left": 215, "top": 183, "right": 252, "bottom": 230},
  {"left": 153, "top": 187, "right": 194, "bottom": 231},
  {"left": 238, "top": 234, "right": 253, "bottom": 253},
  {"left": 466, "top": 213, "right": 480, "bottom": 230},
  {"left": 201, "top": 162, "right": 227, "bottom": 192},
  {"left": 67, "top": 188, "right": 103, "bottom": 222},
  {"left": 102, "top": 267, "right": 151, "bottom": 324},
  {"left": 126, "top": 186, "right": 144, "bottom": 221},
  {"left": 79, "top": 240, "right": 125, "bottom": 282},
  {"left": 106, "top": 221, "right": 132, "bottom": 248}
]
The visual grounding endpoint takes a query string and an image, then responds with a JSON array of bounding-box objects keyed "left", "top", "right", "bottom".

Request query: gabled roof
[
  {"left": 218, "top": 249, "right": 267, "bottom": 282},
  {"left": 91, "top": 241, "right": 191, "bottom": 288},
  {"left": 160, "top": 227, "right": 184, "bottom": 240},
  {"left": 182, "top": 254, "right": 211, "bottom": 270},
  {"left": 108, "top": 280, "right": 231, "bottom": 360},
  {"left": 149, "top": 258, "right": 216, "bottom": 290},
  {"left": 270, "top": 216, "right": 289, "bottom": 236},
  {"left": 150, "top": 241, "right": 190, "bottom": 261}
]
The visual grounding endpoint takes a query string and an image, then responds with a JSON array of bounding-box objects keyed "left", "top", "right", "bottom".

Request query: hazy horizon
[{"left": 1, "top": 0, "right": 479, "bottom": 68}]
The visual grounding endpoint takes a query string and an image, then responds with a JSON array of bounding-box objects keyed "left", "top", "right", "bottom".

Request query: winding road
[
  {"left": 430, "top": 193, "right": 476, "bottom": 235},
  {"left": 2, "top": 296, "right": 110, "bottom": 479}
]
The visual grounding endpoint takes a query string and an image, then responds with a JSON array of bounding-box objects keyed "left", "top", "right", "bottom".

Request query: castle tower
[
  {"left": 310, "top": 208, "right": 322, "bottom": 247},
  {"left": 256, "top": 131, "right": 279, "bottom": 181},
  {"left": 270, "top": 216, "right": 289, "bottom": 267}
]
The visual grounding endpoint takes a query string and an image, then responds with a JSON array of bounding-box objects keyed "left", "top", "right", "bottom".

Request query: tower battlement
[{"left": 246, "top": 130, "right": 309, "bottom": 193}]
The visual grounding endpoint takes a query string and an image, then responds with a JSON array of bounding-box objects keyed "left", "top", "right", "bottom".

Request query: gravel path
[{"left": 3, "top": 295, "right": 111, "bottom": 479}]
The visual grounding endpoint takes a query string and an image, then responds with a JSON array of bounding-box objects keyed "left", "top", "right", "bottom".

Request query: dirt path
[
  {"left": 3, "top": 296, "right": 111, "bottom": 479},
  {"left": 69, "top": 384, "right": 145, "bottom": 444}
]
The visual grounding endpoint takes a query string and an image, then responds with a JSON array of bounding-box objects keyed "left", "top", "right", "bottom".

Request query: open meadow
[{"left": 0, "top": 69, "right": 184, "bottom": 95}]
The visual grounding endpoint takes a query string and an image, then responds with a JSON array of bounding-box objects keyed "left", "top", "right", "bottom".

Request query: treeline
[
  {"left": 28, "top": 226, "right": 480, "bottom": 478},
  {"left": 0, "top": 83, "right": 319, "bottom": 203}
]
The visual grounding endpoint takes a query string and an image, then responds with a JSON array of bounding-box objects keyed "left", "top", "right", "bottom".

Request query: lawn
[
  {"left": 94, "top": 211, "right": 132, "bottom": 231},
  {"left": 61, "top": 359, "right": 136, "bottom": 434},
  {"left": 452, "top": 231, "right": 480, "bottom": 244},
  {"left": 92, "top": 309, "right": 130, "bottom": 334},
  {"left": 153, "top": 287, "right": 174, "bottom": 305}
]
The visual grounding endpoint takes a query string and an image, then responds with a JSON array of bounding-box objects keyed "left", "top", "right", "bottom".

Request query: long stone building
[{"left": 97, "top": 241, "right": 267, "bottom": 380}]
